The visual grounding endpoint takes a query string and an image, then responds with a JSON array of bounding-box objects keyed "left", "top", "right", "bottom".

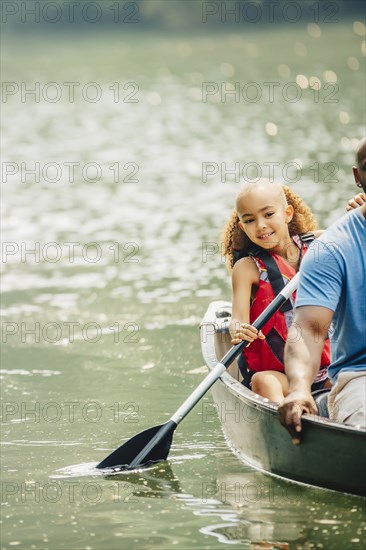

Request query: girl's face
[{"left": 237, "top": 186, "right": 293, "bottom": 250}]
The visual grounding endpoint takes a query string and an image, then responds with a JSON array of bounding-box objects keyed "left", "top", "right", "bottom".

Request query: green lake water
[{"left": 1, "top": 16, "right": 366, "bottom": 550}]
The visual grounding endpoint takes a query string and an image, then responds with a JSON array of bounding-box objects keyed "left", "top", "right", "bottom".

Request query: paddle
[{"left": 96, "top": 271, "right": 300, "bottom": 470}]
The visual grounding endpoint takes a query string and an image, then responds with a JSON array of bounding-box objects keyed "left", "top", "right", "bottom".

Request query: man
[
  {"left": 347, "top": 137, "right": 366, "bottom": 209},
  {"left": 279, "top": 138, "right": 366, "bottom": 442}
]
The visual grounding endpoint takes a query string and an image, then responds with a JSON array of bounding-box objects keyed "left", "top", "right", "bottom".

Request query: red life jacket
[{"left": 237, "top": 236, "right": 331, "bottom": 377}]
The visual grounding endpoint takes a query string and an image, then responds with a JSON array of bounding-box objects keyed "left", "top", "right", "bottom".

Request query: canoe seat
[{"left": 312, "top": 389, "right": 331, "bottom": 418}]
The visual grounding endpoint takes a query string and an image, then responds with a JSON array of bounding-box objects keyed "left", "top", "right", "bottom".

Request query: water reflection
[
  {"left": 95, "top": 459, "right": 366, "bottom": 548},
  {"left": 105, "top": 463, "right": 182, "bottom": 498},
  {"left": 196, "top": 467, "right": 366, "bottom": 548}
]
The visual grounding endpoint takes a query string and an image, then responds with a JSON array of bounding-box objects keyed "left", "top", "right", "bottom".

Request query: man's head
[{"left": 353, "top": 137, "right": 366, "bottom": 193}]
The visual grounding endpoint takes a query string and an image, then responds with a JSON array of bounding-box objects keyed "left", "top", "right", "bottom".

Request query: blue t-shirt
[{"left": 296, "top": 207, "right": 366, "bottom": 383}]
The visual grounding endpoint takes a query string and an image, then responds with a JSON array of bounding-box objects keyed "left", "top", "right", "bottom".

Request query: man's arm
[{"left": 278, "top": 305, "right": 333, "bottom": 444}]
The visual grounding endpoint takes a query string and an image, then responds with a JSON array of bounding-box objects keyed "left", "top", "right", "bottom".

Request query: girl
[{"left": 222, "top": 179, "right": 331, "bottom": 403}]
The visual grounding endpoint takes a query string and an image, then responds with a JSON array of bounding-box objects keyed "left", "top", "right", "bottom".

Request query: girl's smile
[{"left": 257, "top": 231, "right": 275, "bottom": 240}]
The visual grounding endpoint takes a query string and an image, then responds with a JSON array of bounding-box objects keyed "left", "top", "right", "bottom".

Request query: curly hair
[{"left": 221, "top": 184, "right": 318, "bottom": 271}]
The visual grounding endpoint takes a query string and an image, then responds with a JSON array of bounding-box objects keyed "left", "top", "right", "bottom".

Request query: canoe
[{"left": 200, "top": 301, "right": 366, "bottom": 497}]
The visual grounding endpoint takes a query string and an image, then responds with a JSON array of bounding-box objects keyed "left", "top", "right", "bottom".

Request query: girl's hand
[
  {"left": 346, "top": 192, "right": 366, "bottom": 211},
  {"left": 230, "top": 322, "right": 265, "bottom": 345}
]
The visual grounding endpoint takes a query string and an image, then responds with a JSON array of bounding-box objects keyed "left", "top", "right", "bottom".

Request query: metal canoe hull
[{"left": 201, "top": 301, "right": 366, "bottom": 497}]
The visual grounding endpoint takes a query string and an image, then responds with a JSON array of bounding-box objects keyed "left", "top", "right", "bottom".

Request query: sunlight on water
[{"left": 1, "top": 22, "right": 365, "bottom": 550}]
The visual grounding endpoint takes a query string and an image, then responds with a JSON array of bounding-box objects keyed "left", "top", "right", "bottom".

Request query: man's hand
[
  {"left": 278, "top": 391, "right": 317, "bottom": 445},
  {"left": 346, "top": 192, "right": 366, "bottom": 211}
]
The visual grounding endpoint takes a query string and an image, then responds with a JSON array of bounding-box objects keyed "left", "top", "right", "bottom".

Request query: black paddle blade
[{"left": 96, "top": 421, "right": 176, "bottom": 470}]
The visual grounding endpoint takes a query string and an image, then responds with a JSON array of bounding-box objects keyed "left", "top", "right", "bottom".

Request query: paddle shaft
[
  {"left": 170, "top": 271, "right": 299, "bottom": 425},
  {"left": 128, "top": 273, "right": 299, "bottom": 469}
]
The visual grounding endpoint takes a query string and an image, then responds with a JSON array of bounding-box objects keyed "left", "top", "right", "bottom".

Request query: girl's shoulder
[{"left": 232, "top": 255, "right": 260, "bottom": 286}]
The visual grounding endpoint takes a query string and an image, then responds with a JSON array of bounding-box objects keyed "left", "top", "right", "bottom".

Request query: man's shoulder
[
  {"left": 321, "top": 207, "right": 365, "bottom": 241},
  {"left": 296, "top": 209, "right": 365, "bottom": 309},
  {"left": 320, "top": 210, "right": 353, "bottom": 241},
  {"left": 311, "top": 209, "right": 364, "bottom": 260},
  {"left": 299, "top": 208, "right": 365, "bottom": 284}
]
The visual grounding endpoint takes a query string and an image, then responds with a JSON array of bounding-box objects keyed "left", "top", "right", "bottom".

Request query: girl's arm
[{"left": 230, "top": 257, "right": 265, "bottom": 344}]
